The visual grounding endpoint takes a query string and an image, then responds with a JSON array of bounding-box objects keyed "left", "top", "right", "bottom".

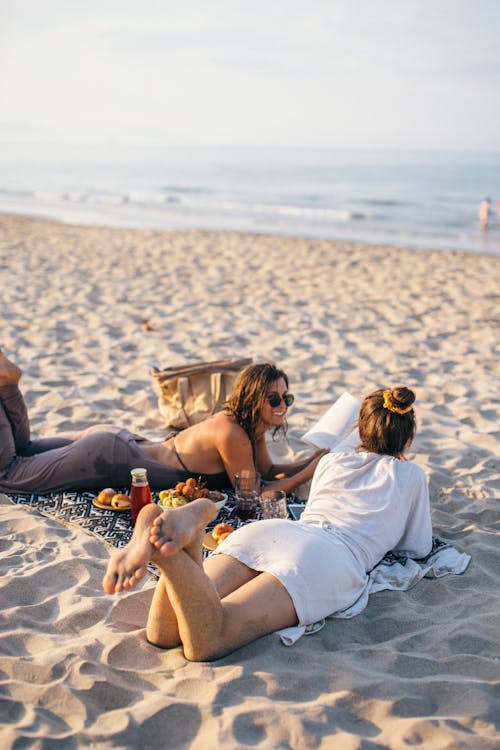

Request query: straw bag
[{"left": 152, "top": 357, "right": 252, "bottom": 429}]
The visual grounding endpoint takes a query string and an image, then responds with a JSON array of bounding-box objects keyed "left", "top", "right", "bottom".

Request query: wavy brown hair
[
  {"left": 358, "top": 386, "right": 416, "bottom": 457},
  {"left": 224, "top": 362, "right": 290, "bottom": 444}
]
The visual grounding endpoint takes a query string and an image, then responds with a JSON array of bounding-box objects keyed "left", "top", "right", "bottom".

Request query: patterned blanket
[{"left": 8, "top": 490, "right": 241, "bottom": 550}]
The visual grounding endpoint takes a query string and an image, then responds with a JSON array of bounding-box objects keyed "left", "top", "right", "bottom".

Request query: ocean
[{"left": 1, "top": 146, "right": 499, "bottom": 256}]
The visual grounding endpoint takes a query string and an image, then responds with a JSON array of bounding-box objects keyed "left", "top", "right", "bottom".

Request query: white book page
[{"left": 302, "top": 392, "right": 361, "bottom": 451}]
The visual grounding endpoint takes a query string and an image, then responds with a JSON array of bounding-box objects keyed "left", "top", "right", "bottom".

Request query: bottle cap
[{"left": 131, "top": 467, "right": 147, "bottom": 477}]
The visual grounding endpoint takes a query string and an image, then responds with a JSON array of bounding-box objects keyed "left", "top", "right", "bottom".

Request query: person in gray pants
[{"left": 0, "top": 351, "right": 229, "bottom": 494}]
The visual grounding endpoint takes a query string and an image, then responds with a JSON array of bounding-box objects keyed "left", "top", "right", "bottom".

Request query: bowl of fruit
[{"left": 158, "top": 477, "right": 228, "bottom": 511}]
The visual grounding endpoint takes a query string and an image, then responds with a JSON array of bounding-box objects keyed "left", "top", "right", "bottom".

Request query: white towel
[{"left": 278, "top": 537, "right": 471, "bottom": 646}]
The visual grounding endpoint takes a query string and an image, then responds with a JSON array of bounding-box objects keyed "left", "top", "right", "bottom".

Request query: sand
[{"left": 0, "top": 212, "right": 499, "bottom": 749}]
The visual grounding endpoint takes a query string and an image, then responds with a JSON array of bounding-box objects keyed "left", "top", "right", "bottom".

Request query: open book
[{"left": 302, "top": 391, "right": 361, "bottom": 451}]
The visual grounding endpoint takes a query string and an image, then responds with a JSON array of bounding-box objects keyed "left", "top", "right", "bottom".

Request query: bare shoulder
[
  {"left": 179, "top": 412, "right": 248, "bottom": 448},
  {"left": 188, "top": 414, "right": 248, "bottom": 458},
  {"left": 208, "top": 411, "right": 248, "bottom": 442}
]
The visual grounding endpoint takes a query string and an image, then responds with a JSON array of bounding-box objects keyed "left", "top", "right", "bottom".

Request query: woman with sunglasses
[
  {"left": 0, "top": 354, "right": 325, "bottom": 494},
  {"left": 103, "top": 384, "right": 432, "bottom": 661}
]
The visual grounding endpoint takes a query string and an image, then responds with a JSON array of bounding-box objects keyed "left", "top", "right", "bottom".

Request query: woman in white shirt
[{"left": 103, "top": 385, "right": 432, "bottom": 661}]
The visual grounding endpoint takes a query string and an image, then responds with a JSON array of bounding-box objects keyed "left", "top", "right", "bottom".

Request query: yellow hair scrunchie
[{"left": 383, "top": 389, "right": 414, "bottom": 415}]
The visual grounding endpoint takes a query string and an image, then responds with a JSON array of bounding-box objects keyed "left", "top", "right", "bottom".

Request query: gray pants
[{"left": 0, "top": 385, "right": 226, "bottom": 493}]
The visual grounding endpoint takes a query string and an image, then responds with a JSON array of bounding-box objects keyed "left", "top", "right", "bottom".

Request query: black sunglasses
[{"left": 267, "top": 392, "right": 295, "bottom": 408}]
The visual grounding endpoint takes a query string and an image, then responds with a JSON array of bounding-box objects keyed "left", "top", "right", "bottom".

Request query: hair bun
[{"left": 390, "top": 386, "right": 415, "bottom": 411}]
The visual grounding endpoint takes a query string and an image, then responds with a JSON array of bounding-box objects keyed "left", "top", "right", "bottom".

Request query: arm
[
  {"left": 393, "top": 466, "right": 433, "bottom": 558},
  {"left": 213, "top": 421, "right": 257, "bottom": 489},
  {"left": 265, "top": 448, "right": 330, "bottom": 478},
  {"left": 208, "top": 416, "right": 327, "bottom": 495},
  {"left": 254, "top": 435, "right": 329, "bottom": 494}
]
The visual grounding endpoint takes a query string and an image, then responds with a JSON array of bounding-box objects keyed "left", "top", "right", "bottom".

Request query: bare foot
[
  {"left": 102, "top": 503, "right": 162, "bottom": 594},
  {"left": 102, "top": 498, "right": 216, "bottom": 595},
  {"left": 150, "top": 497, "right": 216, "bottom": 557},
  {"left": 0, "top": 350, "right": 22, "bottom": 386}
]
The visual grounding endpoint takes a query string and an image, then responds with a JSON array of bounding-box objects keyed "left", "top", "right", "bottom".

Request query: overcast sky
[{"left": 1, "top": 0, "right": 499, "bottom": 152}]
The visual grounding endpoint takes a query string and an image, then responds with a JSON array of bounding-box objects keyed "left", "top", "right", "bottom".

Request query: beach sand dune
[{"left": 0, "top": 213, "right": 499, "bottom": 748}]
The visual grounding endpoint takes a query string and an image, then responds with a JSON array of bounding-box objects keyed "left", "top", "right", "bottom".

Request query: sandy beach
[{"left": 0, "top": 212, "right": 499, "bottom": 749}]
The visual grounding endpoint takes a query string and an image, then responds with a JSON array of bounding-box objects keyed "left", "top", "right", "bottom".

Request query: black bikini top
[{"left": 171, "top": 435, "right": 231, "bottom": 490}]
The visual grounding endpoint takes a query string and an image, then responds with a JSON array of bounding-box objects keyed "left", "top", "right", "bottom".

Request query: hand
[
  {"left": 301, "top": 448, "right": 330, "bottom": 480},
  {"left": 309, "top": 448, "right": 330, "bottom": 462}
]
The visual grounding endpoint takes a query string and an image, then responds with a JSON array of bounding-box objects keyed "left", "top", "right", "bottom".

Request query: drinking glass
[
  {"left": 234, "top": 470, "right": 261, "bottom": 522},
  {"left": 260, "top": 489, "right": 288, "bottom": 519}
]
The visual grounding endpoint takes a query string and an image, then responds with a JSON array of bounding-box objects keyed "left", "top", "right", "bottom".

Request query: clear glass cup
[
  {"left": 234, "top": 470, "right": 261, "bottom": 521},
  {"left": 260, "top": 489, "right": 288, "bottom": 519}
]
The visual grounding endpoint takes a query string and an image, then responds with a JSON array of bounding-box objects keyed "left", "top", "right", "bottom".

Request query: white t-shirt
[{"left": 301, "top": 449, "right": 433, "bottom": 571}]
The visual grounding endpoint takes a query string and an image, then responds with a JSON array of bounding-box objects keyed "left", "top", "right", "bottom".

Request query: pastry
[
  {"left": 212, "top": 522, "right": 234, "bottom": 542},
  {"left": 111, "top": 493, "right": 131, "bottom": 509},
  {"left": 216, "top": 531, "right": 233, "bottom": 543},
  {"left": 97, "top": 488, "right": 116, "bottom": 506}
]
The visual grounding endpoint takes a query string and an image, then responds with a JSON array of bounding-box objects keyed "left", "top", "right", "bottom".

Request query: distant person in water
[
  {"left": 0, "top": 352, "right": 326, "bottom": 495},
  {"left": 479, "top": 197, "right": 491, "bottom": 229}
]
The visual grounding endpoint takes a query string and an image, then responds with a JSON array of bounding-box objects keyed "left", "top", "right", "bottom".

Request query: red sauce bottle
[{"left": 129, "top": 467, "right": 152, "bottom": 526}]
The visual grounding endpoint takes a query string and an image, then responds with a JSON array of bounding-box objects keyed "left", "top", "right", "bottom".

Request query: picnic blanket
[{"left": 7, "top": 489, "right": 245, "bottom": 550}]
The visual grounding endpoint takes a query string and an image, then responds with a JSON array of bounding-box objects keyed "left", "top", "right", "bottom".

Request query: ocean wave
[
  {"left": 0, "top": 188, "right": 33, "bottom": 199},
  {"left": 33, "top": 190, "right": 63, "bottom": 201},
  {"left": 83, "top": 193, "right": 125, "bottom": 206},
  {"left": 161, "top": 185, "right": 211, "bottom": 195},
  {"left": 0, "top": 180, "right": 497, "bottom": 256},
  {"left": 127, "top": 191, "right": 177, "bottom": 205},
  {"left": 0, "top": 185, "right": 374, "bottom": 221},
  {"left": 163, "top": 194, "right": 372, "bottom": 222},
  {"left": 362, "top": 199, "right": 412, "bottom": 207}
]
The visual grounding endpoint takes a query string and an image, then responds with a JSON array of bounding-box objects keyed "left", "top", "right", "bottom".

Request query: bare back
[{"left": 143, "top": 412, "right": 255, "bottom": 488}]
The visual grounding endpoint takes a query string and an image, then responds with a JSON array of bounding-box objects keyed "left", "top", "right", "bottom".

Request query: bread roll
[
  {"left": 111, "top": 493, "right": 131, "bottom": 509},
  {"left": 97, "top": 488, "right": 116, "bottom": 506}
]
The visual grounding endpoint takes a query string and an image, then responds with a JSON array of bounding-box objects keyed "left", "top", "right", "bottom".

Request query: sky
[{"left": 1, "top": 0, "right": 500, "bottom": 153}]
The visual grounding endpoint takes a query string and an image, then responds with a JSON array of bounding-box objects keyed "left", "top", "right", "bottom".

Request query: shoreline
[
  {"left": 2, "top": 144, "right": 500, "bottom": 258},
  {"left": 1, "top": 202, "right": 499, "bottom": 258},
  {"left": 0, "top": 210, "right": 499, "bottom": 748}
]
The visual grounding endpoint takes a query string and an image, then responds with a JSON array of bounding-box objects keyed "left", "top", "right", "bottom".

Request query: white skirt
[{"left": 212, "top": 519, "right": 367, "bottom": 626}]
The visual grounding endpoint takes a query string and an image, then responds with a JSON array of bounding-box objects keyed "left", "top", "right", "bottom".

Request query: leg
[
  {"left": 102, "top": 500, "right": 217, "bottom": 651},
  {"left": 102, "top": 501, "right": 217, "bottom": 595},
  {"left": 0, "top": 351, "right": 71, "bottom": 464},
  {"left": 150, "top": 505, "right": 298, "bottom": 660},
  {"left": 23, "top": 424, "right": 128, "bottom": 456},
  {"left": 157, "top": 553, "right": 297, "bottom": 661},
  {"left": 0, "top": 394, "right": 18, "bottom": 471},
  {"left": 19, "top": 436, "right": 74, "bottom": 456},
  {"left": 102, "top": 500, "right": 298, "bottom": 661},
  {"left": 126, "top": 504, "right": 263, "bottom": 651},
  {"left": 0, "top": 351, "right": 30, "bottom": 462},
  {"left": 0, "top": 430, "right": 133, "bottom": 494},
  {"left": 0, "top": 350, "right": 22, "bottom": 389},
  {"left": 59, "top": 424, "right": 123, "bottom": 441},
  {"left": 146, "top": 548, "right": 260, "bottom": 650},
  {"left": 146, "top": 507, "right": 208, "bottom": 650}
]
